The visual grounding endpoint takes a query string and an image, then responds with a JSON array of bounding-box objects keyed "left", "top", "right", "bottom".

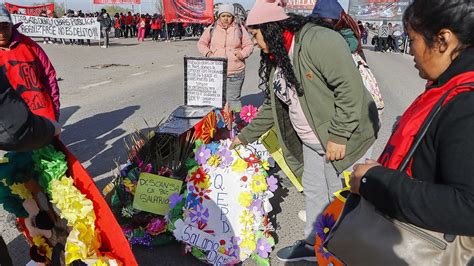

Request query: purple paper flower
[
  {"left": 249, "top": 199, "right": 264, "bottom": 215},
  {"left": 230, "top": 236, "right": 241, "bottom": 250},
  {"left": 315, "top": 213, "right": 336, "bottom": 242},
  {"left": 256, "top": 238, "right": 272, "bottom": 258},
  {"left": 189, "top": 204, "right": 209, "bottom": 225},
  {"left": 218, "top": 147, "right": 233, "bottom": 167},
  {"left": 317, "top": 245, "right": 332, "bottom": 260},
  {"left": 169, "top": 193, "right": 183, "bottom": 209},
  {"left": 195, "top": 145, "right": 211, "bottom": 165},
  {"left": 266, "top": 175, "right": 278, "bottom": 192}
]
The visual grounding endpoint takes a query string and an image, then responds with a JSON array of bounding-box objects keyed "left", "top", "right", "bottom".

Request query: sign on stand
[{"left": 184, "top": 57, "right": 227, "bottom": 109}]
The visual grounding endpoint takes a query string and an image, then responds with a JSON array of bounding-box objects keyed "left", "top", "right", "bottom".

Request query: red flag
[
  {"left": 164, "top": 0, "right": 214, "bottom": 24},
  {"left": 5, "top": 3, "right": 54, "bottom": 16}
]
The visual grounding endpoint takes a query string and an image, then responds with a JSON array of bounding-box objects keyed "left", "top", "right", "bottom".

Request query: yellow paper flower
[
  {"left": 238, "top": 191, "right": 253, "bottom": 207},
  {"left": 122, "top": 179, "right": 136, "bottom": 195},
  {"left": 32, "top": 235, "right": 53, "bottom": 260},
  {"left": 250, "top": 175, "right": 268, "bottom": 194},
  {"left": 195, "top": 176, "right": 211, "bottom": 189},
  {"left": 261, "top": 160, "right": 270, "bottom": 171},
  {"left": 239, "top": 229, "right": 256, "bottom": 251},
  {"left": 50, "top": 176, "right": 102, "bottom": 265},
  {"left": 10, "top": 183, "right": 32, "bottom": 199},
  {"left": 239, "top": 210, "right": 255, "bottom": 228},
  {"left": 232, "top": 158, "right": 248, "bottom": 173},
  {"left": 208, "top": 154, "right": 222, "bottom": 167}
]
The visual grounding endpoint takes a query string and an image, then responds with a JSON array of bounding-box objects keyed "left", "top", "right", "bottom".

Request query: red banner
[
  {"left": 93, "top": 0, "right": 141, "bottom": 4},
  {"left": 5, "top": 3, "right": 54, "bottom": 16},
  {"left": 164, "top": 0, "right": 214, "bottom": 24}
]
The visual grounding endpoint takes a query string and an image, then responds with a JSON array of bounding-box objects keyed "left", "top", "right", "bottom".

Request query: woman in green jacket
[{"left": 230, "top": 0, "right": 379, "bottom": 262}]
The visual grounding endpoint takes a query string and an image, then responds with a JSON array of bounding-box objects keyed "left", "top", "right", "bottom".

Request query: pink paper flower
[{"left": 240, "top": 105, "right": 258, "bottom": 123}]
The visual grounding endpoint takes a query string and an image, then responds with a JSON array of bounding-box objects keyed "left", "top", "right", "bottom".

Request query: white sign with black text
[
  {"left": 11, "top": 15, "right": 101, "bottom": 40},
  {"left": 184, "top": 57, "right": 227, "bottom": 109}
]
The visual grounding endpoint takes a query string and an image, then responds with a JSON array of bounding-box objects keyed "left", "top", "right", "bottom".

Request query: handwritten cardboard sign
[
  {"left": 184, "top": 57, "right": 227, "bottom": 108},
  {"left": 132, "top": 173, "right": 183, "bottom": 215}
]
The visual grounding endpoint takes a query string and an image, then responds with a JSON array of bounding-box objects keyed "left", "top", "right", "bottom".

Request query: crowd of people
[
  {"left": 35, "top": 8, "right": 207, "bottom": 49},
  {"left": 1, "top": 0, "right": 473, "bottom": 264}
]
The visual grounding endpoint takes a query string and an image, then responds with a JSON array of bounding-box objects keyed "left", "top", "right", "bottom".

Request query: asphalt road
[{"left": 1, "top": 37, "right": 425, "bottom": 265}]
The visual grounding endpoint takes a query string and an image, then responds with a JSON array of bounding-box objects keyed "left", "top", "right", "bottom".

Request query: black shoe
[{"left": 276, "top": 240, "right": 317, "bottom": 262}]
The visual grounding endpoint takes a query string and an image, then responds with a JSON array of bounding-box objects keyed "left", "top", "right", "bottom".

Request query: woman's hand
[
  {"left": 229, "top": 136, "right": 242, "bottom": 150},
  {"left": 349, "top": 159, "right": 380, "bottom": 194},
  {"left": 326, "top": 141, "right": 346, "bottom": 161}
]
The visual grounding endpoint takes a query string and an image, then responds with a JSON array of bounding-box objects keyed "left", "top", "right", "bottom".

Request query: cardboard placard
[
  {"left": 184, "top": 57, "right": 227, "bottom": 108},
  {"left": 133, "top": 173, "right": 183, "bottom": 215}
]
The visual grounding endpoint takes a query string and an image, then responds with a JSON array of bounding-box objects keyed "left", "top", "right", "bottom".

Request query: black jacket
[
  {"left": 0, "top": 74, "right": 55, "bottom": 151},
  {"left": 97, "top": 14, "right": 112, "bottom": 31},
  {"left": 360, "top": 47, "right": 474, "bottom": 236}
]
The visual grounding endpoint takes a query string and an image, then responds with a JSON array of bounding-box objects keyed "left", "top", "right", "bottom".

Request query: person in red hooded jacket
[{"left": 0, "top": 7, "right": 60, "bottom": 122}]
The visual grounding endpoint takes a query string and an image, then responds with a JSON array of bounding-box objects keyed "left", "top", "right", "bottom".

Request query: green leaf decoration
[
  {"left": 191, "top": 247, "right": 207, "bottom": 260},
  {"left": 32, "top": 145, "right": 68, "bottom": 195},
  {"left": 251, "top": 253, "right": 270, "bottom": 266}
]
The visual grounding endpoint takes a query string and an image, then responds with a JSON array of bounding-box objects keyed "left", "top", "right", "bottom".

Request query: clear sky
[{"left": 1, "top": 0, "right": 257, "bottom": 13}]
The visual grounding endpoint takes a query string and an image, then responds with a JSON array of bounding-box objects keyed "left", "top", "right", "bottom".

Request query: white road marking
[
  {"left": 163, "top": 64, "right": 175, "bottom": 68},
  {"left": 81, "top": 80, "right": 111, "bottom": 89},
  {"left": 131, "top": 71, "right": 149, "bottom": 76}
]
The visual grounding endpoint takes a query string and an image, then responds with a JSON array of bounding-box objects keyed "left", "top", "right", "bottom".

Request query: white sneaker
[
  {"left": 101, "top": 45, "right": 107, "bottom": 48},
  {"left": 298, "top": 210, "right": 306, "bottom": 223}
]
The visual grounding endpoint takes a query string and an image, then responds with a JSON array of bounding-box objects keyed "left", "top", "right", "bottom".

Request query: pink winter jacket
[{"left": 197, "top": 21, "right": 254, "bottom": 76}]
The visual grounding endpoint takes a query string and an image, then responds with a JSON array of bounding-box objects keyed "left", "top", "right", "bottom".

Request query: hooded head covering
[
  {"left": 246, "top": 0, "right": 289, "bottom": 26},
  {"left": 217, "top": 4, "right": 235, "bottom": 17},
  {"left": 311, "top": 0, "right": 344, "bottom": 20}
]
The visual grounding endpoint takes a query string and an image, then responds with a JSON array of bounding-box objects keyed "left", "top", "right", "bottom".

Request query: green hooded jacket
[{"left": 238, "top": 24, "right": 379, "bottom": 177}]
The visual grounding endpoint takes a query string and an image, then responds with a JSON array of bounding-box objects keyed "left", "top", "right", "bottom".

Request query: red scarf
[
  {"left": 269, "top": 30, "right": 295, "bottom": 61},
  {"left": 378, "top": 71, "right": 474, "bottom": 176}
]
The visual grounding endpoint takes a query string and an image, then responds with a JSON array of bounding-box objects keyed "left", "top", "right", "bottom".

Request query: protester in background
[
  {"left": 0, "top": 6, "right": 60, "bottom": 121},
  {"left": 230, "top": 0, "right": 379, "bottom": 261},
  {"left": 132, "top": 13, "right": 139, "bottom": 37},
  {"left": 391, "top": 23, "right": 403, "bottom": 53},
  {"left": 114, "top": 13, "right": 121, "bottom": 38},
  {"left": 359, "top": 20, "right": 368, "bottom": 45},
  {"left": 151, "top": 14, "right": 162, "bottom": 42},
  {"left": 197, "top": 3, "right": 254, "bottom": 110},
  {"left": 125, "top": 11, "right": 133, "bottom": 38},
  {"left": 119, "top": 12, "right": 126, "bottom": 37},
  {"left": 348, "top": 0, "right": 474, "bottom": 262},
  {"left": 145, "top": 14, "right": 152, "bottom": 38},
  {"left": 97, "top": 9, "right": 112, "bottom": 48},
  {"left": 378, "top": 20, "right": 389, "bottom": 52},
  {"left": 137, "top": 15, "right": 146, "bottom": 42}
]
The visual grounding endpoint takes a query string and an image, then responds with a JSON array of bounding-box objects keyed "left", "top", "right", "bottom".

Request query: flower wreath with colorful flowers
[{"left": 171, "top": 139, "right": 277, "bottom": 265}]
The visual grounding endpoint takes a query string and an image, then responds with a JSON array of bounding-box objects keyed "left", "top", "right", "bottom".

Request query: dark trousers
[
  {"left": 125, "top": 25, "right": 132, "bottom": 38},
  {"left": 152, "top": 29, "right": 161, "bottom": 40},
  {"left": 380, "top": 37, "right": 388, "bottom": 52},
  {"left": 0, "top": 236, "right": 12, "bottom": 266}
]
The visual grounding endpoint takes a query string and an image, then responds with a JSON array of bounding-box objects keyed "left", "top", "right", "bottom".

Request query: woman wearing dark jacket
[
  {"left": 350, "top": 0, "right": 474, "bottom": 257},
  {"left": 0, "top": 73, "right": 59, "bottom": 266}
]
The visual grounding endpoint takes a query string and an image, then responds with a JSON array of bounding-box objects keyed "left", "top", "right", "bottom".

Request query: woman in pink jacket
[{"left": 197, "top": 3, "right": 254, "bottom": 110}]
